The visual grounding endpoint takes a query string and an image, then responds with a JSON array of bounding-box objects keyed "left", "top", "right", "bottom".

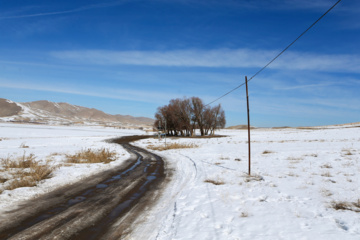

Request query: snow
[
  {"left": 0, "top": 122, "right": 143, "bottom": 213},
  {"left": 1, "top": 123, "right": 360, "bottom": 239},
  {"left": 131, "top": 126, "right": 360, "bottom": 240}
]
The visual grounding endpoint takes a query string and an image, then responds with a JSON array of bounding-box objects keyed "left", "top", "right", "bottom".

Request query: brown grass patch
[
  {"left": 204, "top": 179, "right": 225, "bottom": 185},
  {"left": 244, "top": 174, "right": 264, "bottom": 182},
  {"left": 331, "top": 200, "right": 360, "bottom": 212},
  {"left": 66, "top": 148, "right": 117, "bottom": 164},
  {"left": 321, "top": 171, "right": 333, "bottom": 177},
  {"left": 1, "top": 153, "right": 55, "bottom": 191},
  {"left": 262, "top": 150, "right": 274, "bottom": 154},
  {"left": 19, "top": 142, "right": 29, "bottom": 148},
  {"left": 287, "top": 172, "right": 299, "bottom": 177},
  {"left": 240, "top": 212, "right": 249, "bottom": 217},
  {"left": 1, "top": 153, "right": 36, "bottom": 169},
  {"left": 147, "top": 142, "right": 199, "bottom": 151},
  {"left": 0, "top": 178, "right": 7, "bottom": 184},
  {"left": 6, "top": 178, "right": 37, "bottom": 190},
  {"left": 321, "top": 163, "right": 333, "bottom": 169},
  {"left": 342, "top": 149, "right": 354, "bottom": 156}
]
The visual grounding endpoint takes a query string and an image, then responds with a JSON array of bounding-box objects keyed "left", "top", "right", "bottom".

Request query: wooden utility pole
[
  {"left": 164, "top": 119, "right": 167, "bottom": 148},
  {"left": 245, "top": 76, "right": 251, "bottom": 175}
]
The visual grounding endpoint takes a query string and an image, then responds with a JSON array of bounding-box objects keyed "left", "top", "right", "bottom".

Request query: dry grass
[
  {"left": 331, "top": 199, "right": 360, "bottom": 212},
  {"left": 0, "top": 153, "right": 55, "bottom": 191},
  {"left": 304, "top": 153, "right": 318, "bottom": 157},
  {"left": 29, "top": 164, "right": 54, "bottom": 182},
  {"left": 287, "top": 172, "right": 299, "bottom": 177},
  {"left": 19, "top": 142, "right": 29, "bottom": 148},
  {"left": 147, "top": 142, "right": 199, "bottom": 151},
  {"left": 1, "top": 153, "right": 36, "bottom": 169},
  {"left": 321, "top": 171, "right": 333, "bottom": 177},
  {"left": 5, "top": 178, "right": 37, "bottom": 190},
  {"left": 321, "top": 189, "right": 333, "bottom": 197},
  {"left": 287, "top": 156, "right": 304, "bottom": 161},
  {"left": 262, "top": 150, "right": 274, "bottom": 154},
  {"left": 342, "top": 149, "right": 354, "bottom": 156},
  {"left": 244, "top": 174, "right": 264, "bottom": 182},
  {"left": 0, "top": 178, "right": 7, "bottom": 184},
  {"left": 240, "top": 212, "right": 249, "bottom": 217},
  {"left": 321, "top": 163, "right": 333, "bottom": 169},
  {"left": 66, "top": 148, "right": 117, "bottom": 164},
  {"left": 204, "top": 179, "right": 225, "bottom": 185}
]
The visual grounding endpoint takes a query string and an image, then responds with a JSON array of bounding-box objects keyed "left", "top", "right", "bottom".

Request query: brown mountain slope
[
  {"left": 0, "top": 99, "right": 22, "bottom": 117},
  {"left": 1, "top": 99, "right": 154, "bottom": 126}
]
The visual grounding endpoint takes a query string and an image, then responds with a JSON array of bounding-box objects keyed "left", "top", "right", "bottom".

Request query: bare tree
[
  {"left": 190, "top": 97, "right": 206, "bottom": 136},
  {"left": 154, "top": 97, "right": 226, "bottom": 136}
]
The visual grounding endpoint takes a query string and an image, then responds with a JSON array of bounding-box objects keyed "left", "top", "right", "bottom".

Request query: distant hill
[
  {"left": 0, "top": 98, "right": 154, "bottom": 127},
  {"left": 227, "top": 125, "right": 256, "bottom": 129}
]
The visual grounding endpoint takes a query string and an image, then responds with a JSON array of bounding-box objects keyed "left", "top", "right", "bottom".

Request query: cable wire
[{"left": 205, "top": 0, "right": 342, "bottom": 106}]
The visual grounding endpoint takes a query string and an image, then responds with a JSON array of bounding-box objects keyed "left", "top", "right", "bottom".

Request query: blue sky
[{"left": 0, "top": 0, "right": 359, "bottom": 127}]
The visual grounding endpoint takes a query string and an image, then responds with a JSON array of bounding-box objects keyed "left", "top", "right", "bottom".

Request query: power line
[{"left": 205, "top": 0, "right": 342, "bottom": 106}]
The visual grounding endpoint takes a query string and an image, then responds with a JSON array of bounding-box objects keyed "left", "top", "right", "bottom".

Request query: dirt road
[{"left": 0, "top": 135, "right": 167, "bottom": 240}]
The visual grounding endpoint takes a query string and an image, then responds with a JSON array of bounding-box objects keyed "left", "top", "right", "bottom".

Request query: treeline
[{"left": 154, "top": 97, "right": 226, "bottom": 136}]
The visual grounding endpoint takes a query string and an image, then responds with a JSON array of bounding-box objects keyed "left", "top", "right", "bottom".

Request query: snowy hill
[{"left": 0, "top": 98, "right": 154, "bottom": 127}]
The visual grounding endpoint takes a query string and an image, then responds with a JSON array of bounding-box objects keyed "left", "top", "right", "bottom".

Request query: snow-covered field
[
  {"left": 1, "top": 122, "right": 360, "bottom": 239},
  {"left": 131, "top": 125, "right": 360, "bottom": 240},
  {"left": 0, "top": 122, "right": 143, "bottom": 214}
]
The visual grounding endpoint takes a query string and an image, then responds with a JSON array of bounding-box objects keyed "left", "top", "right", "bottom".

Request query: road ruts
[{"left": 0, "top": 135, "right": 166, "bottom": 240}]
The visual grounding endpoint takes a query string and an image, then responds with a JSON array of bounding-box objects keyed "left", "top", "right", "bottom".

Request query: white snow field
[
  {"left": 1, "top": 122, "right": 360, "bottom": 239},
  {"left": 131, "top": 125, "right": 360, "bottom": 240},
  {"left": 0, "top": 122, "right": 143, "bottom": 214}
]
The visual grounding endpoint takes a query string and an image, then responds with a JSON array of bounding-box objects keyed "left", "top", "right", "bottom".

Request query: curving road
[{"left": 0, "top": 135, "right": 167, "bottom": 240}]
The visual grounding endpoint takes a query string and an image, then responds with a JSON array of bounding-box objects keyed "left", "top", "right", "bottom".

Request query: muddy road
[{"left": 0, "top": 135, "right": 167, "bottom": 240}]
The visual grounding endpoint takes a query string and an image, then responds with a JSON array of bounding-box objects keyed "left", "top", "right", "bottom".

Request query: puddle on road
[
  {"left": 68, "top": 196, "right": 87, "bottom": 205},
  {"left": 96, "top": 184, "right": 108, "bottom": 189}
]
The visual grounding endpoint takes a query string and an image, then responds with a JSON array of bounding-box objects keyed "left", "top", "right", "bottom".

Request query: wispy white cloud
[
  {"left": 50, "top": 49, "right": 273, "bottom": 68},
  {"left": 0, "top": 1, "right": 130, "bottom": 20},
  {"left": 272, "top": 82, "right": 336, "bottom": 91},
  {"left": 0, "top": 79, "right": 180, "bottom": 104},
  {"left": 51, "top": 48, "right": 360, "bottom": 73}
]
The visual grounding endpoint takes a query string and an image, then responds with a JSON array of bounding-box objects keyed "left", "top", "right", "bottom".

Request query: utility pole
[
  {"left": 245, "top": 76, "right": 251, "bottom": 176},
  {"left": 158, "top": 121, "right": 161, "bottom": 140},
  {"left": 164, "top": 118, "right": 167, "bottom": 148}
]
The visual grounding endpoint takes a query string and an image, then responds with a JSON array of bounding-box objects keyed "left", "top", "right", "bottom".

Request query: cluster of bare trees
[{"left": 154, "top": 97, "right": 226, "bottom": 136}]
